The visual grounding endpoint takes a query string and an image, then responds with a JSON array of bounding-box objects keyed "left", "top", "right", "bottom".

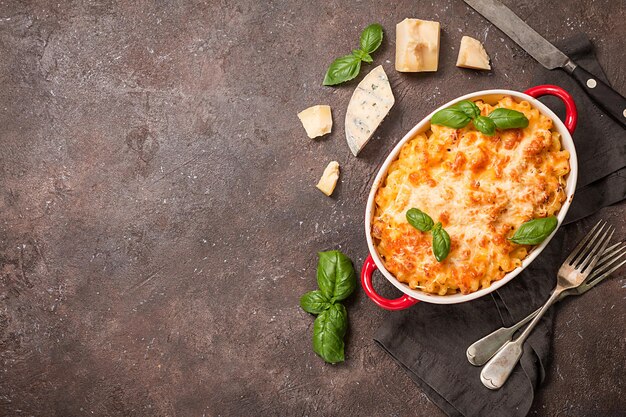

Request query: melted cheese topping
[{"left": 372, "top": 97, "right": 570, "bottom": 295}]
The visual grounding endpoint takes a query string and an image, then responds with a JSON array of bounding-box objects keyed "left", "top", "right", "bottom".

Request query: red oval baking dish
[{"left": 362, "top": 85, "right": 578, "bottom": 310}]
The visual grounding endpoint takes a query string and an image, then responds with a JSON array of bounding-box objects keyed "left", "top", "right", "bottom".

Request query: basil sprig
[
  {"left": 509, "top": 216, "right": 558, "bottom": 245},
  {"left": 406, "top": 209, "right": 452, "bottom": 262},
  {"left": 323, "top": 23, "right": 383, "bottom": 86},
  {"left": 352, "top": 49, "right": 372, "bottom": 63},
  {"left": 300, "top": 250, "right": 356, "bottom": 363},
  {"left": 431, "top": 100, "right": 529, "bottom": 136}
]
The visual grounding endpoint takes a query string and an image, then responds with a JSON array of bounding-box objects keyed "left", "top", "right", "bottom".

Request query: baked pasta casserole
[{"left": 371, "top": 96, "right": 570, "bottom": 295}]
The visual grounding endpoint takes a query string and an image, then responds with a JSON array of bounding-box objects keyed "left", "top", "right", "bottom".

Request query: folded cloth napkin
[
  {"left": 374, "top": 34, "right": 626, "bottom": 417},
  {"left": 531, "top": 33, "right": 626, "bottom": 223}
]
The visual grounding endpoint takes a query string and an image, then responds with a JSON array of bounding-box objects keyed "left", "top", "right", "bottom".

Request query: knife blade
[{"left": 464, "top": 0, "right": 626, "bottom": 128}]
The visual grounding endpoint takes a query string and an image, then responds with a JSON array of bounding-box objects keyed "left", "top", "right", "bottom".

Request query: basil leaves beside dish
[
  {"left": 300, "top": 250, "right": 356, "bottom": 364},
  {"left": 323, "top": 23, "right": 383, "bottom": 86},
  {"left": 509, "top": 216, "right": 558, "bottom": 245},
  {"left": 431, "top": 100, "right": 529, "bottom": 135},
  {"left": 406, "top": 208, "right": 451, "bottom": 262}
]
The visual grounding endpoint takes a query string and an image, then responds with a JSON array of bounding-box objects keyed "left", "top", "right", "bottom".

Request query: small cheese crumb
[
  {"left": 395, "top": 18, "right": 440, "bottom": 72},
  {"left": 316, "top": 161, "right": 340, "bottom": 196},
  {"left": 456, "top": 36, "right": 491, "bottom": 70},
  {"left": 297, "top": 105, "right": 332, "bottom": 139}
]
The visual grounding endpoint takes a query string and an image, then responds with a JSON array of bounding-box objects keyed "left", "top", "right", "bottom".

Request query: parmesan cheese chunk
[
  {"left": 395, "top": 18, "right": 440, "bottom": 72},
  {"left": 456, "top": 36, "right": 491, "bottom": 70},
  {"left": 316, "top": 161, "right": 340, "bottom": 196},
  {"left": 297, "top": 105, "right": 333, "bottom": 139},
  {"left": 345, "top": 65, "right": 395, "bottom": 156}
]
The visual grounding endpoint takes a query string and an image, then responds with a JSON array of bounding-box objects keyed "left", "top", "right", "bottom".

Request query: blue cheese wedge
[{"left": 345, "top": 65, "right": 395, "bottom": 156}]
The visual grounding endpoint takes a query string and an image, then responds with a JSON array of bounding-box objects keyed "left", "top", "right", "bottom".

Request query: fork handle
[
  {"left": 480, "top": 288, "right": 564, "bottom": 389},
  {"left": 480, "top": 339, "right": 524, "bottom": 390},
  {"left": 466, "top": 291, "right": 570, "bottom": 366},
  {"left": 467, "top": 326, "right": 519, "bottom": 366}
]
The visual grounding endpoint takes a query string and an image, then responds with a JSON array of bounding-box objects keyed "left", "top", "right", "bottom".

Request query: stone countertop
[{"left": 0, "top": 0, "right": 624, "bottom": 416}]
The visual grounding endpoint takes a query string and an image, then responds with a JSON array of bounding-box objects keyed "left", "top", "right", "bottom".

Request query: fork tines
[
  {"left": 566, "top": 220, "right": 615, "bottom": 273},
  {"left": 587, "top": 241, "right": 626, "bottom": 284}
]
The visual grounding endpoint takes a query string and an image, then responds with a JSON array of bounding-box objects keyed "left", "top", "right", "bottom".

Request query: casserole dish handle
[
  {"left": 361, "top": 255, "right": 419, "bottom": 311},
  {"left": 524, "top": 85, "right": 578, "bottom": 133}
]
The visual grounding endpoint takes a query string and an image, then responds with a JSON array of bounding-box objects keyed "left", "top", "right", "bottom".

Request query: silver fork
[
  {"left": 480, "top": 220, "right": 615, "bottom": 390},
  {"left": 467, "top": 241, "right": 626, "bottom": 366}
]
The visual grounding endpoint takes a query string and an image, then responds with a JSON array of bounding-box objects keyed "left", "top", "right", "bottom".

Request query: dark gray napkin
[
  {"left": 374, "top": 34, "right": 626, "bottom": 417},
  {"left": 533, "top": 33, "right": 626, "bottom": 223}
]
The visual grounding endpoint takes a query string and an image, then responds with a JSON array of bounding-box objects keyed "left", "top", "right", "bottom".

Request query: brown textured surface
[{"left": 0, "top": 1, "right": 624, "bottom": 416}]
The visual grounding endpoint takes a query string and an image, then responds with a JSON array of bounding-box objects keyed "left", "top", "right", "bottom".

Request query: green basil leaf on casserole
[
  {"left": 487, "top": 108, "right": 529, "bottom": 129},
  {"left": 406, "top": 208, "right": 435, "bottom": 232},
  {"left": 474, "top": 115, "right": 497, "bottom": 136},
  {"left": 453, "top": 100, "right": 481, "bottom": 119},
  {"left": 432, "top": 223, "right": 451, "bottom": 262},
  {"left": 431, "top": 108, "right": 472, "bottom": 129},
  {"left": 509, "top": 216, "right": 558, "bottom": 245}
]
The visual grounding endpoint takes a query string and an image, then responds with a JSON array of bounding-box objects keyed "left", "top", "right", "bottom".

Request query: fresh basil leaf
[
  {"left": 323, "top": 54, "right": 362, "bottom": 86},
  {"left": 406, "top": 208, "right": 434, "bottom": 232},
  {"left": 431, "top": 108, "right": 472, "bottom": 129},
  {"left": 359, "top": 23, "right": 383, "bottom": 54},
  {"left": 316, "top": 250, "right": 356, "bottom": 302},
  {"left": 313, "top": 303, "right": 348, "bottom": 363},
  {"left": 324, "top": 23, "right": 383, "bottom": 86},
  {"left": 453, "top": 100, "right": 481, "bottom": 119},
  {"left": 432, "top": 225, "right": 451, "bottom": 262},
  {"left": 351, "top": 49, "right": 373, "bottom": 63},
  {"left": 487, "top": 108, "right": 529, "bottom": 129},
  {"left": 300, "top": 290, "right": 332, "bottom": 315},
  {"left": 474, "top": 115, "right": 496, "bottom": 136},
  {"left": 509, "top": 216, "right": 558, "bottom": 245}
]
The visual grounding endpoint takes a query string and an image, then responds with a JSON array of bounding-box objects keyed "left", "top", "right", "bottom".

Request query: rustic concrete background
[{"left": 0, "top": 0, "right": 624, "bottom": 416}]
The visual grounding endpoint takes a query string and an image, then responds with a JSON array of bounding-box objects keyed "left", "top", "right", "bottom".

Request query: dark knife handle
[{"left": 570, "top": 64, "right": 626, "bottom": 128}]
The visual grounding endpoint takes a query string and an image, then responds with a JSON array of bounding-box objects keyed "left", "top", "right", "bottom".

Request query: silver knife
[{"left": 464, "top": 0, "right": 626, "bottom": 128}]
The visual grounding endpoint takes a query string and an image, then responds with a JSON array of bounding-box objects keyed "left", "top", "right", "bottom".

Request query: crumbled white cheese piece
[
  {"left": 456, "top": 36, "right": 491, "bottom": 70},
  {"left": 395, "top": 18, "right": 441, "bottom": 72},
  {"left": 297, "top": 105, "right": 332, "bottom": 139},
  {"left": 316, "top": 161, "right": 340, "bottom": 196}
]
